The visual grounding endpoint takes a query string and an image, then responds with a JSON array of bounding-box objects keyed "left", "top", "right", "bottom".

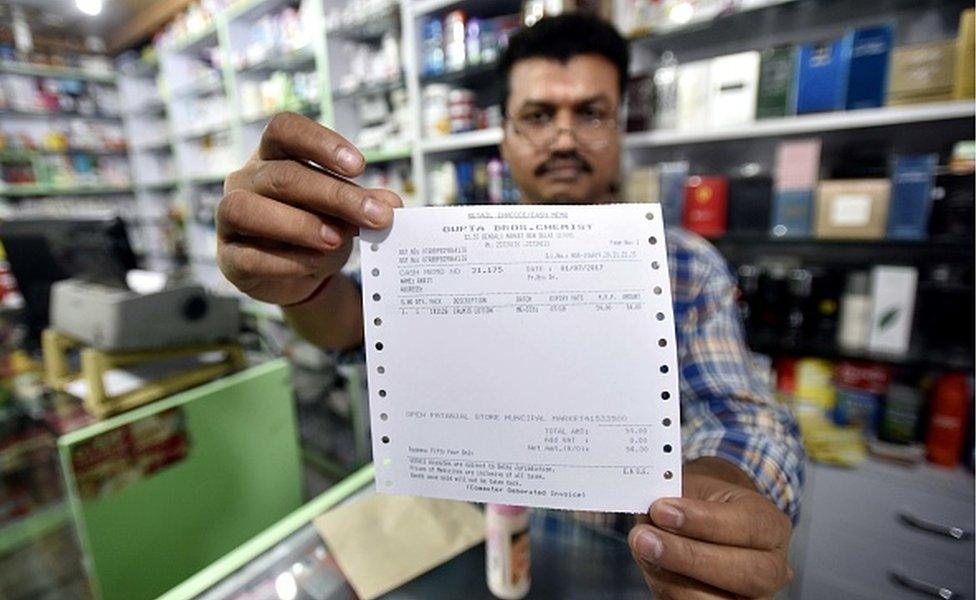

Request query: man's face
[{"left": 500, "top": 54, "right": 622, "bottom": 205}]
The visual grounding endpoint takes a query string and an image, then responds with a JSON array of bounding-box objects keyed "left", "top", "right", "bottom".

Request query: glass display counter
[{"left": 160, "top": 465, "right": 649, "bottom": 600}]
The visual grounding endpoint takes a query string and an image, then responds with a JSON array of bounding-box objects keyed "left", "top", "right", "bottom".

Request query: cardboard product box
[
  {"left": 676, "top": 60, "right": 711, "bottom": 131},
  {"left": 887, "top": 40, "right": 956, "bottom": 106},
  {"left": 868, "top": 265, "right": 918, "bottom": 356},
  {"left": 771, "top": 189, "right": 815, "bottom": 238},
  {"left": 796, "top": 36, "right": 852, "bottom": 113},
  {"left": 707, "top": 51, "right": 761, "bottom": 128},
  {"left": 623, "top": 165, "right": 660, "bottom": 203},
  {"left": 682, "top": 175, "right": 729, "bottom": 238},
  {"left": 756, "top": 45, "right": 798, "bottom": 119},
  {"left": 771, "top": 138, "right": 822, "bottom": 237},
  {"left": 728, "top": 175, "right": 773, "bottom": 234},
  {"left": 814, "top": 179, "right": 891, "bottom": 239},
  {"left": 885, "top": 154, "right": 938, "bottom": 240},
  {"left": 845, "top": 24, "right": 894, "bottom": 110},
  {"left": 955, "top": 8, "right": 975, "bottom": 100},
  {"left": 774, "top": 137, "right": 822, "bottom": 191}
]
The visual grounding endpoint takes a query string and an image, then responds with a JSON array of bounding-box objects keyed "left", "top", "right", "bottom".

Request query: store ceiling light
[{"left": 76, "top": 0, "right": 103, "bottom": 17}]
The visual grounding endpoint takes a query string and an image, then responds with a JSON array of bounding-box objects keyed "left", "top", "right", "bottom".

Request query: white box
[
  {"left": 708, "top": 51, "right": 761, "bottom": 128},
  {"left": 868, "top": 266, "right": 918, "bottom": 356},
  {"left": 676, "top": 61, "right": 711, "bottom": 132}
]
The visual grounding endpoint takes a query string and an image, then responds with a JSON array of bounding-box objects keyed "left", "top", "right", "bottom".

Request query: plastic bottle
[
  {"left": 486, "top": 504, "right": 531, "bottom": 599},
  {"left": 444, "top": 10, "right": 467, "bottom": 72}
]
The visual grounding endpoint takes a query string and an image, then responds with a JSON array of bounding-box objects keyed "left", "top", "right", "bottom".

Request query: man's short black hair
[{"left": 498, "top": 13, "right": 630, "bottom": 116}]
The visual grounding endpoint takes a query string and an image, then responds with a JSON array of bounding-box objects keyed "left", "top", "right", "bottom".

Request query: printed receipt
[{"left": 359, "top": 203, "right": 681, "bottom": 512}]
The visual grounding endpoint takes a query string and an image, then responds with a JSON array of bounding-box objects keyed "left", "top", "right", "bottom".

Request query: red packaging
[
  {"left": 775, "top": 357, "right": 797, "bottom": 394},
  {"left": 835, "top": 361, "right": 891, "bottom": 394},
  {"left": 926, "top": 373, "right": 971, "bottom": 467},
  {"left": 682, "top": 175, "right": 729, "bottom": 237}
]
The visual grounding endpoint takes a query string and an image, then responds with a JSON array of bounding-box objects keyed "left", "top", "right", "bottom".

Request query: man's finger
[
  {"left": 249, "top": 160, "right": 398, "bottom": 229},
  {"left": 216, "top": 189, "right": 348, "bottom": 251},
  {"left": 259, "top": 112, "right": 365, "bottom": 177},
  {"left": 649, "top": 495, "right": 791, "bottom": 549},
  {"left": 629, "top": 524, "right": 790, "bottom": 598},
  {"left": 219, "top": 239, "right": 327, "bottom": 286},
  {"left": 629, "top": 527, "right": 735, "bottom": 600}
]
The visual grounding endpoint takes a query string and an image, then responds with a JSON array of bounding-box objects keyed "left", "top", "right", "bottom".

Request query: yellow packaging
[
  {"left": 887, "top": 41, "right": 956, "bottom": 106},
  {"left": 954, "top": 8, "right": 975, "bottom": 100},
  {"left": 795, "top": 358, "right": 836, "bottom": 409}
]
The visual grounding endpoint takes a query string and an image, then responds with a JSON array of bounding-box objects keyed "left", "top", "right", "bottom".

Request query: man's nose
[{"left": 551, "top": 126, "right": 578, "bottom": 152}]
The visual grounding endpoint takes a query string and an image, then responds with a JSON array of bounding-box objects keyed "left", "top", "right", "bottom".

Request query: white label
[
  {"left": 360, "top": 204, "right": 682, "bottom": 513},
  {"left": 830, "top": 194, "right": 873, "bottom": 227}
]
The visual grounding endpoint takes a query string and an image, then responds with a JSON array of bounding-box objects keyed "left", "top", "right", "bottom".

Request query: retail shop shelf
[
  {"left": 748, "top": 335, "right": 974, "bottom": 371},
  {"left": 0, "top": 60, "right": 116, "bottom": 84},
  {"left": 420, "top": 60, "right": 498, "bottom": 86},
  {"left": 138, "top": 179, "right": 181, "bottom": 190},
  {"left": 186, "top": 173, "right": 229, "bottom": 186},
  {"left": 166, "top": 23, "right": 220, "bottom": 54},
  {"left": 711, "top": 235, "right": 975, "bottom": 267},
  {"left": 0, "top": 109, "right": 123, "bottom": 122},
  {"left": 363, "top": 144, "right": 413, "bottom": 163},
  {"left": 170, "top": 73, "right": 224, "bottom": 99},
  {"left": 237, "top": 46, "right": 316, "bottom": 74},
  {"left": 420, "top": 127, "right": 503, "bottom": 153},
  {"left": 333, "top": 76, "right": 405, "bottom": 100},
  {"left": 0, "top": 148, "right": 128, "bottom": 159},
  {"left": 174, "top": 122, "right": 232, "bottom": 141},
  {"left": 327, "top": 6, "right": 400, "bottom": 42},
  {"left": 0, "top": 503, "right": 70, "bottom": 556},
  {"left": 0, "top": 183, "right": 134, "bottom": 197},
  {"left": 410, "top": 0, "right": 462, "bottom": 17},
  {"left": 628, "top": 0, "right": 800, "bottom": 42},
  {"left": 624, "top": 101, "right": 976, "bottom": 148}
]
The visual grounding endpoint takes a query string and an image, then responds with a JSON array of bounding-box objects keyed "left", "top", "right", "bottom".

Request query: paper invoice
[{"left": 359, "top": 203, "right": 681, "bottom": 513}]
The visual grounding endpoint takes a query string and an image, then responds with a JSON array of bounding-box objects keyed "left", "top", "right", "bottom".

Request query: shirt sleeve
[{"left": 677, "top": 241, "right": 805, "bottom": 523}]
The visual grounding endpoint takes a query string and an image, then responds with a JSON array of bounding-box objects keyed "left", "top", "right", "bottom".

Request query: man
[{"left": 218, "top": 14, "right": 804, "bottom": 599}]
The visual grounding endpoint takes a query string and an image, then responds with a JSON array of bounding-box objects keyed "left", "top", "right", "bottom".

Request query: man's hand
[
  {"left": 218, "top": 112, "right": 403, "bottom": 306},
  {"left": 628, "top": 458, "right": 793, "bottom": 599}
]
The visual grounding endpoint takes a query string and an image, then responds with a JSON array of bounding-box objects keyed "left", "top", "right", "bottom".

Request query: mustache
[{"left": 534, "top": 153, "right": 593, "bottom": 176}]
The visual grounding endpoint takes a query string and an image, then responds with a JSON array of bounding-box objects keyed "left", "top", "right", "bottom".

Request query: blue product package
[
  {"left": 846, "top": 24, "right": 894, "bottom": 109},
  {"left": 833, "top": 387, "right": 882, "bottom": 431},
  {"left": 658, "top": 161, "right": 689, "bottom": 227},
  {"left": 796, "top": 36, "right": 852, "bottom": 114},
  {"left": 770, "top": 189, "right": 814, "bottom": 237},
  {"left": 886, "top": 153, "right": 938, "bottom": 240}
]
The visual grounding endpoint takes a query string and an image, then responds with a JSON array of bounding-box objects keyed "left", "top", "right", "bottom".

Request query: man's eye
[
  {"left": 522, "top": 112, "right": 551, "bottom": 126},
  {"left": 579, "top": 107, "right": 607, "bottom": 121}
]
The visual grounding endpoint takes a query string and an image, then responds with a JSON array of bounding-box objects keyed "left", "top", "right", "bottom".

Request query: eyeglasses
[{"left": 507, "top": 110, "right": 619, "bottom": 150}]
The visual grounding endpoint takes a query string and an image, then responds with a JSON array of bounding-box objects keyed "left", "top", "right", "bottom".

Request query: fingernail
[
  {"left": 362, "top": 198, "right": 390, "bottom": 226},
  {"left": 654, "top": 503, "right": 684, "bottom": 529},
  {"left": 336, "top": 147, "right": 362, "bottom": 173},
  {"left": 320, "top": 224, "right": 342, "bottom": 247},
  {"left": 635, "top": 530, "right": 663, "bottom": 562}
]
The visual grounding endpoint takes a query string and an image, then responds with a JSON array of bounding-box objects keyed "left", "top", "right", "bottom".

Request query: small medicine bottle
[{"left": 485, "top": 504, "right": 531, "bottom": 599}]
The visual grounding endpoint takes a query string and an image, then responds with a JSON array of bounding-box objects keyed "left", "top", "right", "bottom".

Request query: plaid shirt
[{"left": 666, "top": 227, "right": 804, "bottom": 522}]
